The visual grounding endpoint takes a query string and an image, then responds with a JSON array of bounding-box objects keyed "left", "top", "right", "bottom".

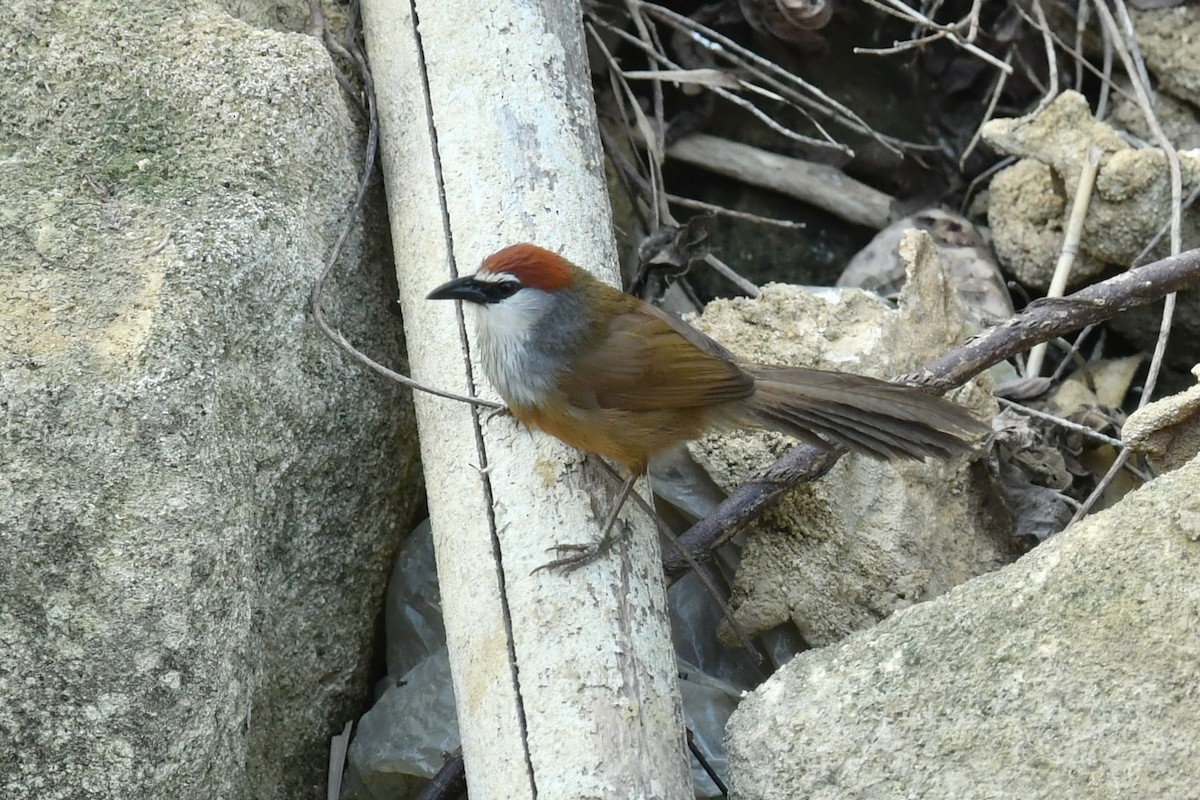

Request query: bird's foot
[
  {"left": 485, "top": 405, "right": 513, "bottom": 425},
  {"left": 532, "top": 474, "right": 637, "bottom": 574},
  {"left": 532, "top": 536, "right": 618, "bottom": 575}
]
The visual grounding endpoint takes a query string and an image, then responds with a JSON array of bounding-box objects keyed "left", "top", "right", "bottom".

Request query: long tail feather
[{"left": 743, "top": 365, "right": 988, "bottom": 460}]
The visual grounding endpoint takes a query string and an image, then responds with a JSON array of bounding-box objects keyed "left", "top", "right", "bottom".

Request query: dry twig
[
  {"left": 634, "top": 2, "right": 934, "bottom": 155},
  {"left": 1026, "top": 0, "right": 1061, "bottom": 118},
  {"left": 413, "top": 750, "right": 467, "bottom": 800},
  {"left": 1025, "top": 145, "right": 1101, "bottom": 377},
  {"left": 853, "top": 0, "right": 1014, "bottom": 74},
  {"left": 665, "top": 193, "right": 807, "bottom": 232},
  {"left": 589, "top": 12, "right": 844, "bottom": 152}
]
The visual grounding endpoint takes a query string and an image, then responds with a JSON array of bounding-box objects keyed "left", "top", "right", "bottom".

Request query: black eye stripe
[{"left": 482, "top": 280, "right": 521, "bottom": 302}]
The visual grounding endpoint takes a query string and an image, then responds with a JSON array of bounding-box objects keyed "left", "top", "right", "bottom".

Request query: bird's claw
[
  {"left": 532, "top": 538, "right": 616, "bottom": 575},
  {"left": 485, "top": 405, "right": 513, "bottom": 424}
]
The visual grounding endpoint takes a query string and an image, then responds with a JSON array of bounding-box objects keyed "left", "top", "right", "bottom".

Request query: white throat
[{"left": 473, "top": 289, "right": 559, "bottom": 408}]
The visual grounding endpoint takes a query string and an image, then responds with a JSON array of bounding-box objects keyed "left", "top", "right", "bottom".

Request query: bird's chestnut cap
[
  {"left": 427, "top": 243, "right": 573, "bottom": 304},
  {"left": 479, "top": 244, "right": 573, "bottom": 291}
]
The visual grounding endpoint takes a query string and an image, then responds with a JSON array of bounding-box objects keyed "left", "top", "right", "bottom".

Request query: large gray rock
[
  {"left": 0, "top": 3, "right": 419, "bottom": 798},
  {"left": 727, "top": 452, "right": 1200, "bottom": 799}
]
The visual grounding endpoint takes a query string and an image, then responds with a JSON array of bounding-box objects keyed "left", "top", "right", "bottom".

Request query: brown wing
[{"left": 561, "top": 303, "right": 754, "bottom": 411}]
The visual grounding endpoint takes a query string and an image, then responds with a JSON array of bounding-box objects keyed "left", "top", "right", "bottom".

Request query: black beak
[{"left": 427, "top": 275, "right": 490, "bottom": 305}]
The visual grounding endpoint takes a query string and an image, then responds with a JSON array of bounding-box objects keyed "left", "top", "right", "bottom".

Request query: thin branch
[
  {"left": 1131, "top": 183, "right": 1200, "bottom": 267},
  {"left": 621, "top": 0, "right": 670, "bottom": 224},
  {"left": 959, "top": 0, "right": 984, "bottom": 42},
  {"left": 1074, "top": 0, "right": 1090, "bottom": 92},
  {"left": 960, "top": 155, "right": 1016, "bottom": 215},
  {"left": 665, "top": 193, "right": 808, "bottom": 231},
  {"left": 663, "top": 133, "right": 894, "bottom": 229},
  {"left": 588, "top": 21, "right": 667, "bottom": 229},
  {"left": 855, "top": 30, "right": 947, "bottom": 56},
  {"left": 1048, "top": 331, "right": 1097, "bottom": 386},
  {"left": 1096, "top": 6, "right": 1115, "bottom": 119},
  {"left": 1027, "top": 0, "right": 1060, "bottom": 119},
  {"left": 1018, "top": 10, "right": 1136, "bottom": 110},
  {"left": 413, "top": 750, "right": 467, "bottom": 800}
]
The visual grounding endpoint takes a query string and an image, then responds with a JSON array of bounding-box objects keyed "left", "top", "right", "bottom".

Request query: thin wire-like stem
[
  {"left": 996, "top": 398, "right": 1123, "bottom": 449},
  {"left": 1131, "top": 184, "right": 1200, "bottom": 267},
  {"left": 307, "top": 0, "right": 501, "bottom": 411},
  {"left": 588, "top": 21, "right": 666, "bottom": 230},
  {"left": 621, "top": 1, "right": 670, "bottom": 224},
  {"left": 960, "top": 49, "right": 1013, "bottom": 171},
  {"left": 960, "top": 155, "right": 1016, "bottom": 215},
  {"left": 1074, "top": 0, "right": 1090, "bottom": 92},
  {"left": 1026, "top": 0, "right": 1060, "bottom": 119},
  {"left": 1048, "top": 331, "right": 1097, "bottom": 387},
  {"left": 701, "top": 253, "right": 761, "bottom": 297}
]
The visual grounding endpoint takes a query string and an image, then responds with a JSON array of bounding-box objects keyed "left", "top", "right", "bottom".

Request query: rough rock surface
[
  {"left": 1134, "top": 5, "right": 1200, "bottom": 106},
  {"left": 983, "top": 91, "right": 1200, "bottom": 287},
  {"left": 982, "top": 90, "right": 1200, "bottom": 363},
  {"left": 1123, "top": 366, "right": 1200, "bottom": 473},
  {"left": 0, "top": 3, "right": 418, "bottom": 799},
  {"left": 1109, "top": 86, "right": 1200, "bottom": 153},
  {"left": 688, "top": 232, "right": 1006, "bottom": 647},
  {"left": 727, "top": 452, "right": 1200, "bottom": 799}
]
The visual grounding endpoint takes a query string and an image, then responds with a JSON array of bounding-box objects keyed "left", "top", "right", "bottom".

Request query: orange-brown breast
[{"left": 510, "top": 297, "right": 755, "bottom": 474}]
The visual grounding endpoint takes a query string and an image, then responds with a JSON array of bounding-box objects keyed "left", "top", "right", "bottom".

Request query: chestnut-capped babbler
[{"left": 428, "top": 243, "right": 987, "bottom": 569}]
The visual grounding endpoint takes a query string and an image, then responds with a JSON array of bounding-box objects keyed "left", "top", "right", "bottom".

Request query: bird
[{"left": 428, "top": 243, "right": 988, "bottom": 570}]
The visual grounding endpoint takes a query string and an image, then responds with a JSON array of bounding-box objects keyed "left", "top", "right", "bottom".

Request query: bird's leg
[{"left": 535, "top": 472, "right": 639, "bottom": 574}]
